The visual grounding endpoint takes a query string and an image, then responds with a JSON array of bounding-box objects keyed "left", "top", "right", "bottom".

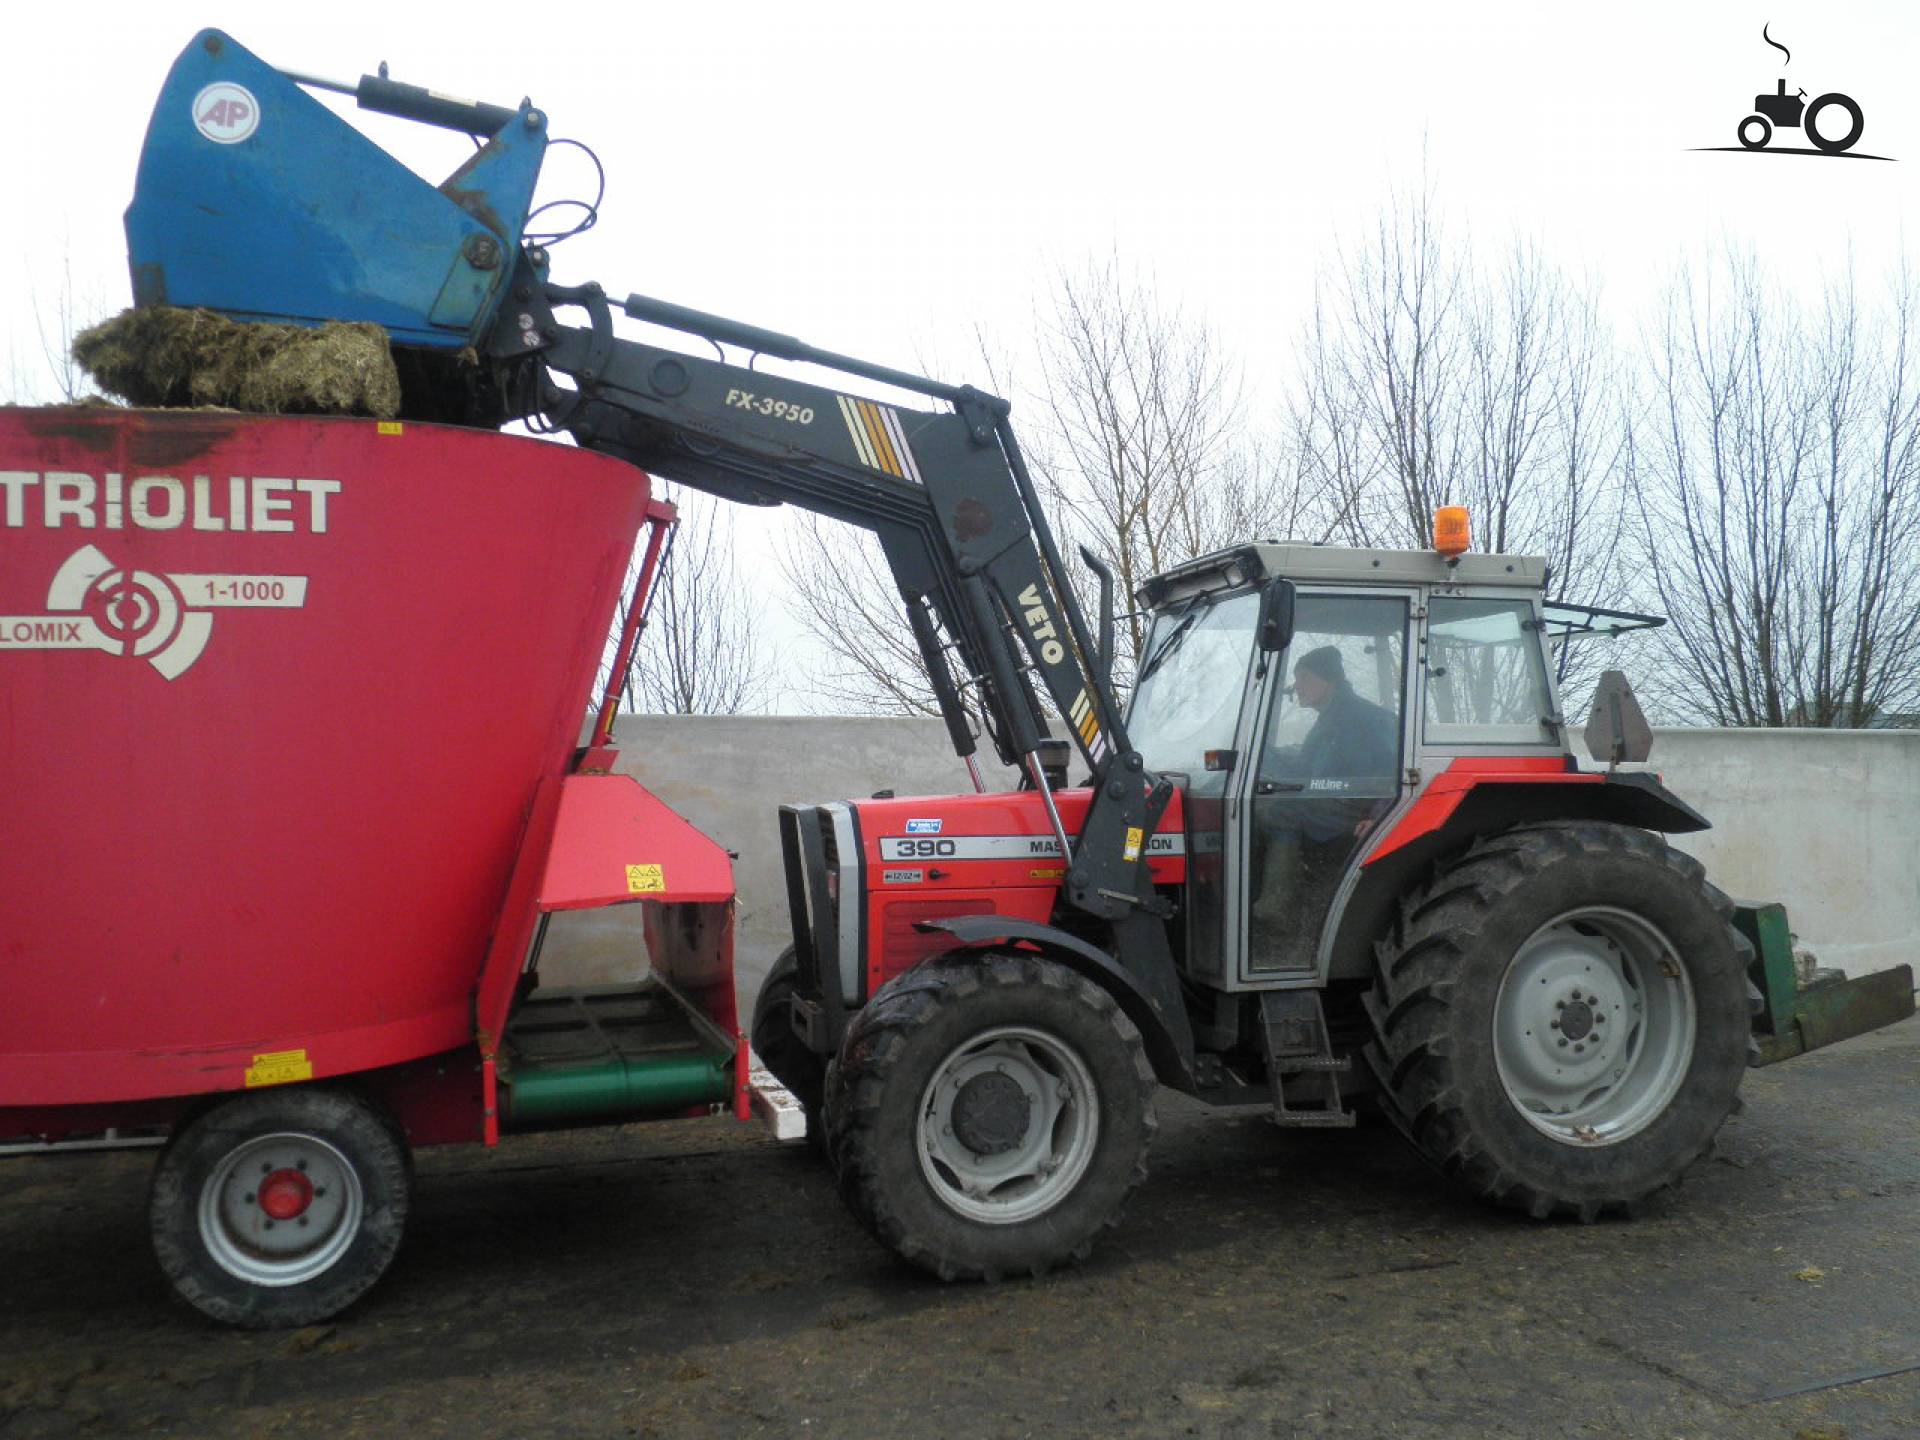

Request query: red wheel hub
[{"left": 257, "top": 1167, "right": 314, "bottom": 1220}]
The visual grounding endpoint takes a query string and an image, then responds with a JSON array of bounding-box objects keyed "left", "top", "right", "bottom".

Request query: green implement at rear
[{"left": 1737, "top": 902, "right": 1916, "bottom": 1066}]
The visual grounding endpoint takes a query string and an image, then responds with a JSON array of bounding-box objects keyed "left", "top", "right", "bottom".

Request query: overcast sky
[{"left": 5, "top": 1, "right": 1914, "bottom": 708}]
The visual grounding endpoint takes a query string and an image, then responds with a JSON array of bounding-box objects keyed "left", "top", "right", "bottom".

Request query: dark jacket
[
  {"left": 1298, "top": 682, "right": 1399, "bottom": 784},
  {"left": 1266, "top": 683, "right": 1400, "bottom": 844}
]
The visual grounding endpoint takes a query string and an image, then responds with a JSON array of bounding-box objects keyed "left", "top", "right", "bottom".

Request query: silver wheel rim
[
  {"left": 197, "top": 1131, "right": 365, "bottom": 1287},
  {"left": 1493, "top": 907, "right": 1696, "bottom": 1146},
  {"left": 916, "top": 1025, "right": 1101, "bottom": 1225}
]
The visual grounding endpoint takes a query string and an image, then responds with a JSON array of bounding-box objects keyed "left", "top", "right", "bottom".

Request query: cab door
[{"left": 1238, "top": 591, "right": 1415, "bottom": 978}]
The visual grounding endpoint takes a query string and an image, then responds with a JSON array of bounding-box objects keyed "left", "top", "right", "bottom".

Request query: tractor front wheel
[
  {"left": 149, "top": 1086, "right": 411, "bottom": 1328},
  {"left": 750, "top": 946, "right": 826, "bottom": 1117},
  {"left": 826, "top": 953, "right": 1156, "bottom": 1280},
  {"left": 1367, "top": 821, "right": 1755, "bottom": 1221}
]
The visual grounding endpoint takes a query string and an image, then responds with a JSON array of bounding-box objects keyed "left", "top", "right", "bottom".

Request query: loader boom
[{"left": 502, "top": 274, "right": 1176, "bottom": 928}]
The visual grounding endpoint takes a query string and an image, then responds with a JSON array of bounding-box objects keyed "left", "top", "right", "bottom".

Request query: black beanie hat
[{"left": 1295, "top": 645, "right": 1345, "bottom": 683}]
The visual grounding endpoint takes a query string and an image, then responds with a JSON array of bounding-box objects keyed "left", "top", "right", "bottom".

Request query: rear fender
[
  {"left": 916, "top": 916, "right": 1194, "bottom": 1090},
  {"left": 1322, "top": 769, "right": 1713, "bottom": 983}
]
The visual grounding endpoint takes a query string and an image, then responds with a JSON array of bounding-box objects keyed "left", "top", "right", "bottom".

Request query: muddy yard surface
[{"left": 3, "top": 1024, "right": 1917, "bottom": 1440}]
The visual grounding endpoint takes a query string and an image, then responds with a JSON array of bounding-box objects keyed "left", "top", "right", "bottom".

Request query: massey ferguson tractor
[{"left": 25, "top": 29, "right": 1910, "bottom": 1305}]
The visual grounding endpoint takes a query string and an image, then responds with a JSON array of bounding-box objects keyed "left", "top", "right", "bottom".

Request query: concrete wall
[
  {"left": 1626, "top": 729, "right": 1920, "bottom": 978},
  {"left": 540, "top": 720, "right": 1920, "bottom": 999}
]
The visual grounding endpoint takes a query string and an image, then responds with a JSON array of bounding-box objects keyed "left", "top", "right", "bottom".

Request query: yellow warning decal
[
  {"left": 626, "top": 863, "right": 666, "bottom": 894},
  {"left": 376, "top": 421, "right": 404, "bottom": 436},
  {"left": 245, "top": 1049, "right": 313, "bottom": 1088},
  {"left": 1029, "top": 867, "right": 1065, "bottom": 881},
  {"left": 1122, "top": 826, "right": 1145, "bottom": 863}
]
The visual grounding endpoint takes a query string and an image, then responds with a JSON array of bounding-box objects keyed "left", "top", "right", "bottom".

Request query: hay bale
[{"left": 73, "top": 307, "right": 402, "bottom": 418}]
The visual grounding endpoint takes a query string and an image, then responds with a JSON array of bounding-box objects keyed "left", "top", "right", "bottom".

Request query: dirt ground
[{"left": 3, "top": 1022, "right": 1917, "bottom": 1440}]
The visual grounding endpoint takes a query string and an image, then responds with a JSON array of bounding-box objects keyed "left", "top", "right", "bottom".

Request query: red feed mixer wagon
[{"left": 0, "top": 406, "right": 802, "bottom": 1326}]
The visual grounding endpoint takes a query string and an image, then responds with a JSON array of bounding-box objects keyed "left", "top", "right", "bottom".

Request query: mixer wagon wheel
[
  {"left": 148, "top": 1086, "right": 412, "bottom": 1329},
  {"left": 826, "top": 952, "right": 1156, "bottom": 1281}
]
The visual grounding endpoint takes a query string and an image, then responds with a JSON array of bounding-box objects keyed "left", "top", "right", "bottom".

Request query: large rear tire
[
  {"left": 826, "top": 953, "right": 1156, "bottom": 1280},
  {"left": 1365, "top": 821, "right": 1755, "bottom": 1221},
  {"left": 149, "top": 1086, "right": 411, "bottom": 1328}
]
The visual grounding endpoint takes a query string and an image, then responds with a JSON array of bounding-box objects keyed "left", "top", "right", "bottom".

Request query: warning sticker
[
  {"left": 1029, "top": 867, "right": 1065, "bottom": 881},
  {"left": 377, "top": 421, "right": 404, "bottom": 436},
  {"left": 1122, "top": 826, "right": 1145, "bottom": 862},
  {"left": 626, "top": 863, "right": 666, "bottom": 894},
  {"left": 244, "top": 1049, "right": 313, "bottom": 1088}
]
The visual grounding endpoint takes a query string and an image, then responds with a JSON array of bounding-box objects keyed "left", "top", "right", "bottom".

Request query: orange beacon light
[{"left": 1434, "top": 505, "right": 1471, "bottom": 559}]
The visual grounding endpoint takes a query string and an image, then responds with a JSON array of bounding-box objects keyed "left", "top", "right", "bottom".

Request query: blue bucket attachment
[{"left": 125, "top": 30, "right": 547, "bottom": 350}]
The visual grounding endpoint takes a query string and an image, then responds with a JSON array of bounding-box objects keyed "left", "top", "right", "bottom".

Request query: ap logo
[{"left": 192, "top": 82, "right": 260, "bottom": 145}]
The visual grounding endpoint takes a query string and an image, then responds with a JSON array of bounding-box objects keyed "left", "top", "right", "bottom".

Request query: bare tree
[
  {"left": 613, "top": 486, "right": 772, "bottom": 715},
  {"left": 4, "top": 247, "right": 105, "bottom": 404},
  {"left": 779, "top": 259, "right": 1286, "bottom": 714},
  {"left": 1629, "top": 251, "right": 1920, "bottom": 726},
  {"left": 1023, "top": 259, "right": 1291, "bottom": 674},
  {"left": 778, "top": 513, "right": 946, "bottom": 715},
  {"left": 1285, "top": 183, "right": 1632, "bottom": 703}
]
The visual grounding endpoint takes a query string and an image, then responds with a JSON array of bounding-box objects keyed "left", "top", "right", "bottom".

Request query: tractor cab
[{"left": 1128, "top": 535, "right": 1583, "bottom": 991}]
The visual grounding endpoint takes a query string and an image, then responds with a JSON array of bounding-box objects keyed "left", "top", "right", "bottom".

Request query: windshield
[{"left": 1126, "top": 590, "right": 1259, "bottom": 790}]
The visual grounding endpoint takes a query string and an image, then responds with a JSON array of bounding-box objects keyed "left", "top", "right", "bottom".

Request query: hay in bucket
[{"left": 73, "top": 306, "right": 403, "bottom": 418}]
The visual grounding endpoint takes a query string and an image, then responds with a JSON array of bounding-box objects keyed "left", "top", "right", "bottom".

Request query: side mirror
[{"left": 1256, "top": 578, "right": 1296, "bottom": 653}]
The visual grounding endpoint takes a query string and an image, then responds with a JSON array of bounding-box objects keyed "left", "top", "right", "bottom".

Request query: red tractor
[{"left": 758, "top": 531, "right": 1913, "bottom": 1278}]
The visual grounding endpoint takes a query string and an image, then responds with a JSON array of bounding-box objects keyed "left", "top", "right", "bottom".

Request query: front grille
[{"left": 777, "top": 803, "right": 847, "bottom": 1013}]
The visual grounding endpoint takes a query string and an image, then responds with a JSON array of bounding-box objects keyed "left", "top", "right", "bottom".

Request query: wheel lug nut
[
  {"left": 244, "top": 1193, "right": 255, "bottom": 1205},
  {"left": 260, "top": 1162, "right": 272, "bottom": 1174},
  {"left": 296, "top": 1159, "right": 308, "bottom": 1172},
  {"left": 1548, "top": 1019, "right": 1560, "bottom": 1030},
  {"left": 263, "top": 1220, "right": 275, "bottom": 1231},
  {"left": 1557, "top": 1038, "right": 1569, "bottom": 1048},
  {"left": 1555, "top": 999, "right": 1566, "bottom": 1010},
  {"left": 313, "top": 1187, "right": 326, "bottom": 1199},
  {"left": 297, "top": 1216, "right": 309, "bottom": 1228}
]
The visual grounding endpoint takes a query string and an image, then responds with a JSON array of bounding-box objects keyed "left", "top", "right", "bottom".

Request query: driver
[{"left": 1252, "top": 645, "right": 1398, "bottom": 930}]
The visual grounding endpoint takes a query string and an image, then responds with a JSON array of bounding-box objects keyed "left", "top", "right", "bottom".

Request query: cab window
[
  {"left": 1126, "top": 590, "right": 1259, "bottom": 791},
  {"left": 1423, "top": 597, "right": 1556, "bottom": 744}
]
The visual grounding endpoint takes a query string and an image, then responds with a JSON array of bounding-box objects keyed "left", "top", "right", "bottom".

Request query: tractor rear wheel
[
  {"left": 1366, "top": 821, "right": 1755, "bottom": 1221},
  {"left": 149, "top": 1086, "right": 411, "bottom": 1328},
  {"left": 826, "top": 953, "right": 1156, "bottom": 1280}
]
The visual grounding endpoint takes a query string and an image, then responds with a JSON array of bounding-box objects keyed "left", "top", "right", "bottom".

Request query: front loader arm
[{"left": 492, "top": 274, "right": 1172, "bottom": 928}]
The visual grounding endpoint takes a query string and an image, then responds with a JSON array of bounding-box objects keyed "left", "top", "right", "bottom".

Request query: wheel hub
[
  {"left": 1493, "top": 908, "right": 1697, "bottom": 1147},
  {"left": 1558, "top": 997, "right": 1596, "bottom": 1042},
  {"left": 951, "top": 1072, "right": 1032, "bottom": 1156},
  {"left": 257, "top": 1167, "right": 315, "bottom": 1221}
]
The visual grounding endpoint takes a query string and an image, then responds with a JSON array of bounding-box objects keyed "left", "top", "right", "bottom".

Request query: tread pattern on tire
[
  {"left": 823, "top": 951, "right": 1156, "bottom": 1281},
  {"left": 1362, "top": 820, "right": 1759, "bottom": 1223}
]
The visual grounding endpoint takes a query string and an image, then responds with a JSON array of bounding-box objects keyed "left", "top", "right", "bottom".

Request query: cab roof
[{"left": 1137, "top": 542, "right": 1548, "bottom": 607}]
